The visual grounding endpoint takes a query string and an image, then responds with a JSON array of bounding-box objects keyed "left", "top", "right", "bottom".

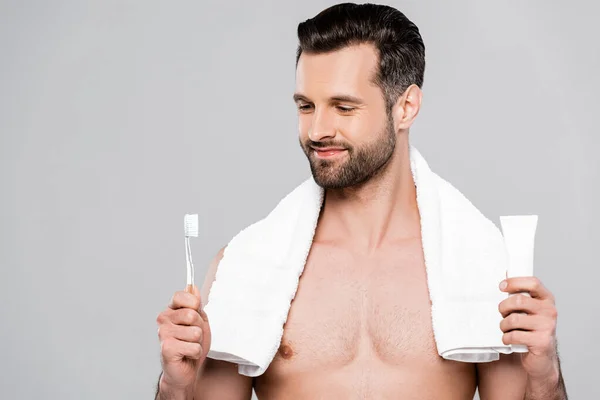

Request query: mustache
[{"left": 304, "top": 139, "right": 350, "bottom": 150}]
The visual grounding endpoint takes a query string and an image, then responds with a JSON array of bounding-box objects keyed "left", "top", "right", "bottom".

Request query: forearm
[
  {"left": 524, "top": 366, "right": 568, "bottom": 400},
  {"left": 154, "top": 372, "right": 195, "bottom": 400}
]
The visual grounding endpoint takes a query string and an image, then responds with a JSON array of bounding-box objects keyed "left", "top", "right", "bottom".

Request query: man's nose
[{"left": 308, "top": 109, "right": 335, "bottom": 141}]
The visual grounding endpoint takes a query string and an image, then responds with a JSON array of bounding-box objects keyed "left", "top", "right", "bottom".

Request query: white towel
[{"left": 204, "top": 145, "right": 519, "bottom": 377}]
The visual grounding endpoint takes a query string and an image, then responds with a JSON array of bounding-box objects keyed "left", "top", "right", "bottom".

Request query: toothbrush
[{"left": 184, "top": 214, "right": 199, "bottom": 294}]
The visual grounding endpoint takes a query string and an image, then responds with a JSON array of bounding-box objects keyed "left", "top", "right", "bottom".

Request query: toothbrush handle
[{"left": 185, "top": 236, "right": 195, "bottom": 293}]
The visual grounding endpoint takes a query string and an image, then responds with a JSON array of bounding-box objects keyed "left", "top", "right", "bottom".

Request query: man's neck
[{"left": 315, "top": 142, "right": 420, "bottom": 254}]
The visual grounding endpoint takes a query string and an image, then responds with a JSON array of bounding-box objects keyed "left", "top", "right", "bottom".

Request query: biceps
[
  {"left": 195, "top": 358, "right": 253, "bottom": 400},
  {"left": 476, "top": 353, "right": 527, "bottom": 400}
]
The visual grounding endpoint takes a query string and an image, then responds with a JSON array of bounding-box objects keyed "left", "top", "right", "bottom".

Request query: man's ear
[{"left": 391, "top": 84, "right": 423, "bottom": 131}]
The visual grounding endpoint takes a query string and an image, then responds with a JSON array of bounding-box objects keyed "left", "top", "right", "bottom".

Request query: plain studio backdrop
[{"left": 1, "top": 1, "right": 598, "bottom": 399}]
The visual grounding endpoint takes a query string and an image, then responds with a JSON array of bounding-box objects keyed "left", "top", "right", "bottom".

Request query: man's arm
[
  {"left": 155, "top": 246, "right": 254, "bottom": 400},
  {"left": 192, "top": 358, "right": 254, "bottom": 400},
  {"left": 477, "top": 353, "right": 568, "bottom": 400},
  {"left": 484, "top": 277, "right": 569, "bottom": 400},
  {"left": 476, "top": 354, "right": 527, "bottom": 400},
  {"left": 522, "top": 353, "right": 568, "bottom": 400}
]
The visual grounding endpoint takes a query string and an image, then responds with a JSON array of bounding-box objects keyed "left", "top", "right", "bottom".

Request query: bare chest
[{"left": 267, "top": 238, "right": 439, "bottom": 373}]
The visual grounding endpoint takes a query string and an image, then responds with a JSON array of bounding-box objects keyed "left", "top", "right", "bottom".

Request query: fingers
[
  {"left": 158, "top": 323, "right": 203, "bottom": 344},
  {"left": 498, "top": 288, "right": 559, "bottom": 358},
  {"left": 498, "top": 293, "right": 539, "bottom": 318},
  {"left": 168, "top": 287, "right": 202, "bottom": 312},
  {"left": 156, "top": 308, "right": 205, "bottom": 363},
  {"left": 500, "top": 313, "right": 553, "bottom": 333},
  {"left": 156, "top": 286, "right": 211, "bottom": 370},
  {"left": 500, "top": 277, "right": 554, "bottom": 301},
  {"left": 501, "top": 329, "right": 535, "bottom": 346},
  {"left": 161, "top": 337, "right": 204, "bottom": 361},
  {"left": 501, "top": 329, "right": 556, "bottom": 356},
  {"left": 169, "top": 308, "right": 204, "bottom": 327},
  {"left": 156, "top": 308, "right": 203, "bottom": 332}
]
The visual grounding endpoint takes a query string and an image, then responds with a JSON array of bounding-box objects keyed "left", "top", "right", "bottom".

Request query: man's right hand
[{"left": 156, "top": 285, "right": 212, "bottom": 396}]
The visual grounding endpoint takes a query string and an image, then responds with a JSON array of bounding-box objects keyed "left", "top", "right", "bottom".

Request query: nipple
[{"left": 278, "top": 343, "right": 294, "bottom": 360}]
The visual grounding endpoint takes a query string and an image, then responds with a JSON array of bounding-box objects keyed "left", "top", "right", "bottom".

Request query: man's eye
[
  {"left": 298, "top": 104, "right": 313, "bottom": 112},
  {"left": 337, "top": 106, "right": 354, "bottom": 113}
]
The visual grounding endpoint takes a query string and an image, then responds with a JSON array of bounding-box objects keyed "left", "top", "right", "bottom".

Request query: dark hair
[{"left": 296, "top": 3, "right": 425, "bottom": 112}]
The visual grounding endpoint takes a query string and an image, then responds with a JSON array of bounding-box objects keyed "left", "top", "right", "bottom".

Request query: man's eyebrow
[
  {"left": 293, "top": 93, "right": 309, "bottom": 103},
  {"left": 292, "top": 93, "right": 364, "bottom": 104},
  {"left": 329, "top": 94, "right": 364, "bottom": 104}
]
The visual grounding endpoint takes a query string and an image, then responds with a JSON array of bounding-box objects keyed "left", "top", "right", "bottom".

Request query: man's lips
[{"left": 311, "top": 147, "right": 347, "bottom": 158}]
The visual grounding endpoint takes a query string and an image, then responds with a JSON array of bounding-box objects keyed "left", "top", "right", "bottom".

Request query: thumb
[
  {"left": 187, "top": 284, "right": 209, "bottom": 322},
  {"left": 185, "top": 284, "right": 201, "bottom": 299},
  {"left": 185, "top": 284, "right": 207, "bottom": 317}
]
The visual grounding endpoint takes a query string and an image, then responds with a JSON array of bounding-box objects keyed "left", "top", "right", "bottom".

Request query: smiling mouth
[{"left": 311, "top": 147, "right": 347, "bottom": 159}]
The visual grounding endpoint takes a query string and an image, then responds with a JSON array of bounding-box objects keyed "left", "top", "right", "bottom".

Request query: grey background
[{"left": 1, "top": 1, "right": 597, "bottom": 399}]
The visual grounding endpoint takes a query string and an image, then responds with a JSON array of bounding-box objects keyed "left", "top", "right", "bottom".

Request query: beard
[{"left": 299, "top": 117, "right": 396, "bottom": 189}]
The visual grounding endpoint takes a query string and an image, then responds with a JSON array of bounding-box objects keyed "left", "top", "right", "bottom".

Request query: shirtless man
[{"left": 155, "top": 3, "right": 567, "bottom": 399}]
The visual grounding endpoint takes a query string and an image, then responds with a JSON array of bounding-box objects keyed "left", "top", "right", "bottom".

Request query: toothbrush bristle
[{"left": 184, "top": 214, "right": 199, "bottom": 237}]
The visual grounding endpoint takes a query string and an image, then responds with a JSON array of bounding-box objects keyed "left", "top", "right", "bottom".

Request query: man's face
[{"left": 294, "top": 43, "right": 396, "bottom": 189}]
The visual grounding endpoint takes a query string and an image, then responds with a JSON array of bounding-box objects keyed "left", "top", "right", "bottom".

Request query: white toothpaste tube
[{"left": 499, "top": 215, "right": 539, "bottom": 354}]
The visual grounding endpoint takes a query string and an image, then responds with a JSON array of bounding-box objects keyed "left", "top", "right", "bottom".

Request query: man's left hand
[{"left": 498, "top": 277, "right": 560, "bottom": 380}]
